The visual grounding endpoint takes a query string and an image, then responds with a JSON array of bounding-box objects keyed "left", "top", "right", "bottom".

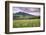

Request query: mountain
[
  {"left": 13, "top": 12, "right": 40, "bottom": 20},
  {"left": 13, "top": 12, "right": 35, "bottom": 16}
]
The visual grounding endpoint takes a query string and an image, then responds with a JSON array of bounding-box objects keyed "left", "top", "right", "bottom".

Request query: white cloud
[{"left": 13, "top": 7, "right": 40, "bottom": 16}]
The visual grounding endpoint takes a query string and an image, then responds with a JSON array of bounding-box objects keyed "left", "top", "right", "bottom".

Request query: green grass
[{"left": 13, "top": 19, "right": 40, "bottom": 28}]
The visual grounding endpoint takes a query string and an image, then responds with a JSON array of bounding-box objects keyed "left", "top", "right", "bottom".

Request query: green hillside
[
  {"left": 13, "top": 12, "right": 40, "bottom": 28},
  {"left": 13, "top": 19, "right": 40, "bottom": 28}
]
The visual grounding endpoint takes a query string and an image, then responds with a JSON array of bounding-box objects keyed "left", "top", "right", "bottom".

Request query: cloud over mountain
[{"left": 13, "top": 7, "right": 40, "bottom": 16}]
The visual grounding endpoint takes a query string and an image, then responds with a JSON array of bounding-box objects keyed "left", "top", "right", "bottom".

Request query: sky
[{"left": 13, "top": 7, "right": 40, "bottom": 16}]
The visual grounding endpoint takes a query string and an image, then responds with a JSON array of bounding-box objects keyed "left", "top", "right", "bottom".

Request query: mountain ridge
[{"left": 13, "top": 12, "right": 37, "bottom": 17}]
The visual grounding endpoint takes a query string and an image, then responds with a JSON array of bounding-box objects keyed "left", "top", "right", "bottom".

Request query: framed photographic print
[{"left": 5, "top": 1, "right": 45, "bottom": 34}]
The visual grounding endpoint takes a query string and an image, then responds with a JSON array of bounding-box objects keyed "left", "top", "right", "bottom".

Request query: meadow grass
[{"left": 13, "top": 19, "right": 40, "bottom": 28}]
